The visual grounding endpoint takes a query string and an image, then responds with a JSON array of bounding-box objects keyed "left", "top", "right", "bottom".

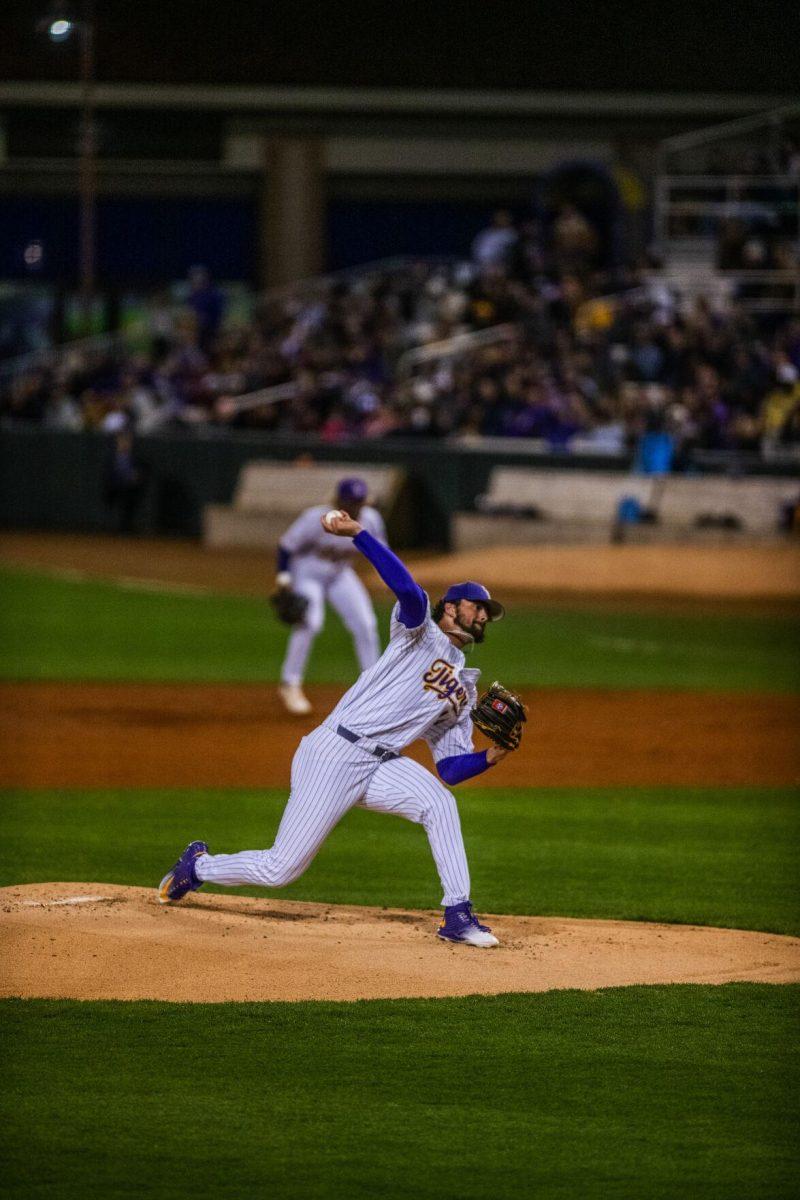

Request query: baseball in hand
[{"left": 323, "top": 509, "right": 346, "bottom": 531}]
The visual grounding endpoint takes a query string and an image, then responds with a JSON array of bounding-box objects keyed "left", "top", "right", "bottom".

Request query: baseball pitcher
[{"left": 159, "top": 512, "right": 526, "bottom": 947}]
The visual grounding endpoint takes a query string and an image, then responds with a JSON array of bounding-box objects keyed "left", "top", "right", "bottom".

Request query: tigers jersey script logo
[{"left": 422, "top": 658, "right": 468, "bottom": 715}]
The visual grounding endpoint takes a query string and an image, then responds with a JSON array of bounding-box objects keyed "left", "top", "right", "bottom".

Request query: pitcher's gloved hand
[{"left": 470, "top": 681, "right": 527, "bottom": 751}]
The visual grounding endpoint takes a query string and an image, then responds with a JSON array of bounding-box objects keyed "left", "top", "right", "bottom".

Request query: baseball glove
[
  {"left": 270, "top": 589, "right": 309, "bottom": 626},
  {"left": 470, "top": 681, "right": 527, "bottom": 750}
]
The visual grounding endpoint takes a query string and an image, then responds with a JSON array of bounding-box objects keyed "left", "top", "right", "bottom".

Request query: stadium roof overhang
[{"left": 0, "top": 82, "right": 795, "bottom": 120}]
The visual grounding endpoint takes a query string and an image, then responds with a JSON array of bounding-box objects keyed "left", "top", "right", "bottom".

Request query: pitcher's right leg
[
  {"left": 362, "top": 755, "right": 471, "bottom": 906},
  {"left": 362, "top": 757, "right": 498, "bottom": 947}
]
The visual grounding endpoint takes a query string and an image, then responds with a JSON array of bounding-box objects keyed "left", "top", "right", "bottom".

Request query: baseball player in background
[
  {"left": 159, "top": 509, "right": 521, "bottom": 947},
  {"left": 274, "top": 477, "right": 387, "bottom": 715}
]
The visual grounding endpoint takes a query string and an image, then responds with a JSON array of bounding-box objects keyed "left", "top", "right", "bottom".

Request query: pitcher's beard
[{"left": 454, "top": 616, "right": 485, "bottom": 645}]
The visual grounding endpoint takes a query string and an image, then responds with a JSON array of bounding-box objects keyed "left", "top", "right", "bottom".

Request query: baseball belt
[{"left": 336, "top": 725, "right": 399, "bottom": 762}]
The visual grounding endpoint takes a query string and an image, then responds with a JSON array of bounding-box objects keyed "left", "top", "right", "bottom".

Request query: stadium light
[
  {"left": 38, "top": 2, "right": 97, "bottom": 332},
  {"left": 48, "top": 17, "right": 74, "bottom": 41}
]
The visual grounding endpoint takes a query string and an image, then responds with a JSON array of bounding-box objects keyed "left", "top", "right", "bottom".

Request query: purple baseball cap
[
  {"left": 443, "top": 581, "right": 505, "bottom": 621},
  {"left": 337, "top": 476, "right": 368, "bottom": 503}
]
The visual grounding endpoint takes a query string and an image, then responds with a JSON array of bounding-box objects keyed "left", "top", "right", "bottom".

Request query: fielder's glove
[
  {"left": 470, "top": 681, "right": 527, "bottom": 751},
  {"left": 270, "top": 588, "right": 309, "bottom": 626}
]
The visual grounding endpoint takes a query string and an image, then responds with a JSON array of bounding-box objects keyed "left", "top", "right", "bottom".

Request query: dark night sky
[{"left": 3, "top": 0, "right": 798, "bottom": 93}]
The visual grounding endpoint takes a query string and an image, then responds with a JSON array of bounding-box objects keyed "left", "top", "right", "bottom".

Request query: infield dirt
[{"left": 2, "top": 681, "right": 798, "bottom": 788}]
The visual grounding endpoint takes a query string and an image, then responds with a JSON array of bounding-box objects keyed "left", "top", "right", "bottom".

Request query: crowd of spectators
[{"left": 2, "top": 212, "right": 799, "bottom": 463}]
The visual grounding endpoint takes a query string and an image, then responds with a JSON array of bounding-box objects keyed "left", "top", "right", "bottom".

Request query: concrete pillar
[{"left": 260, "top": 137, "right": 325, "bottom": 289}]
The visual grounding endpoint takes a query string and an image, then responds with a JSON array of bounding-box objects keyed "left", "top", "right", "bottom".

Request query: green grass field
[
  {"left": 1, "top": 561, "right": 798, "bottom": 1198},
  {"left": 4, "top": 987, "right": 797, "bottom": 1200},
  {"left": 2, "top": 566, "right": 799, "bottom": 690},
  {"left": 2, "top": 787, "right": 798, "bottom": 935}
]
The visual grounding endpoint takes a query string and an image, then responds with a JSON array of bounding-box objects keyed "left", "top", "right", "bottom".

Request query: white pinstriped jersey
[
  {"left": 324, "top": 601, "right": 480, "bottom": 758},
  {"left": 281, "top": 505, "right": 387, "bottom": 571}
]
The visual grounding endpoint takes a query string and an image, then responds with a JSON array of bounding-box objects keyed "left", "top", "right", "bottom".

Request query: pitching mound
[{"left": 3, "top": 883, "right": 799, "bottom": 1003}]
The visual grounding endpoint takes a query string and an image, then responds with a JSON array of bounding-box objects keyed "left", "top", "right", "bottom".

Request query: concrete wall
[
  {"left": 453, "top": 467, "right": 799, "bottom": 547},
  {"left": 2, "top": 427, "right": 795, "bottom": 549}
]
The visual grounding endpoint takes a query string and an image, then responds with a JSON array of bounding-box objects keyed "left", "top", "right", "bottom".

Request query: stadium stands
[{"left": 2, "top": 250, "right": 798, "bottom": 468}]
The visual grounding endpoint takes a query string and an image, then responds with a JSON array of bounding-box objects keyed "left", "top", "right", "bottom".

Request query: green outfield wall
[
  {"left": 1, "top": 427, "right": 795, "bottom": 548},
  {"left": 0, "top": 427, "right": 638, "bottom": 548}
]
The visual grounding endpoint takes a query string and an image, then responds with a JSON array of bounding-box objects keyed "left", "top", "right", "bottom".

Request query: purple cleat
[
  {"left": 437, "top": 901, "right": 499, "bottom": 948},
  {"left": 158, "top": 840, "right": 208, "bottom": 904}
]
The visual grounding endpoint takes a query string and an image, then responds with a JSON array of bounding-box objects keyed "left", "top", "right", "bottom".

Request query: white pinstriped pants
[{"left": 196, "top": 725, "right": 470, "bottom": 907}]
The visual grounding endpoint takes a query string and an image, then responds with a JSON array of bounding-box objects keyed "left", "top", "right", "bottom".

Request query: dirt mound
[
  {"left": 2, "top": 883, "right": 798, "bottom": 1003},
  {"left": 411, "top": 544, "right": 800, "bottom": 601},
  {"left": 2, "top": 682, "right": 798, "bottom": 788}
]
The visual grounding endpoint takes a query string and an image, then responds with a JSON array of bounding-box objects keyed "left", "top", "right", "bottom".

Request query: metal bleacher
[{"left": 652, "top": 104, "right": 800, "bottom": 315}]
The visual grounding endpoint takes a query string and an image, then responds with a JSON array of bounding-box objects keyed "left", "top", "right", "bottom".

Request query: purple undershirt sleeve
[
  {"left": 277, "top": 545, "right": 291, "bottom": 574},
  {"left": 437, "top": 751, "right": 493, "bottom": 786},
  {"left": 353, "top": 529, "right": 427, "bottom": 628}
]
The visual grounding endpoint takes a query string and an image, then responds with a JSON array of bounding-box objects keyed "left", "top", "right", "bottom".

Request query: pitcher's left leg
[
  {"left": 173, "top": 733, "right": 370, "bottom": 893},
  {"left": 362, "top": 756, "right": 470, "bottom": 906}
]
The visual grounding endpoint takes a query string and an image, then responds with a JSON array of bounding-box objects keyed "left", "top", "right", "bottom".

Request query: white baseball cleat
[{"left": 279, "top": 684, "right": 312, "bottom": 715}]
